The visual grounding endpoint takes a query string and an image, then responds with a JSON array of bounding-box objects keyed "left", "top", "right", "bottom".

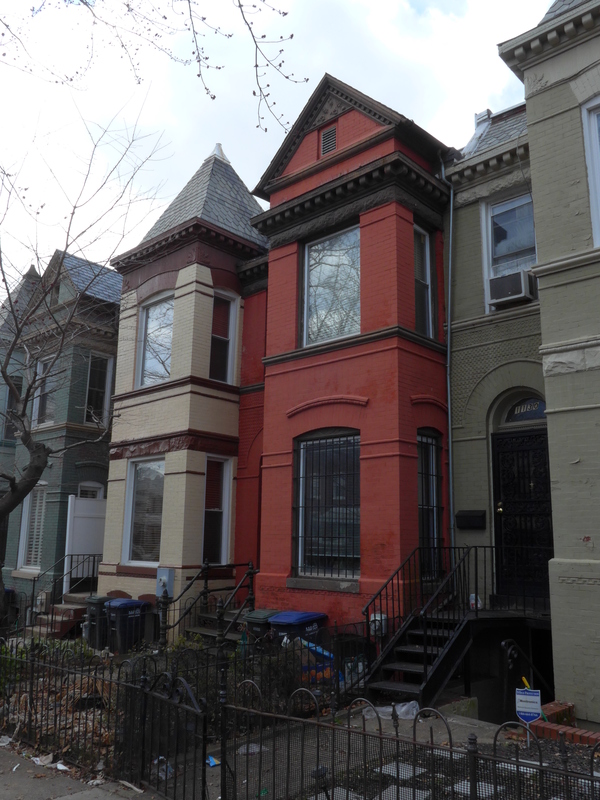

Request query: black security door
[{"left": 492, "top": 430, "right": 553, "bottom": 598}]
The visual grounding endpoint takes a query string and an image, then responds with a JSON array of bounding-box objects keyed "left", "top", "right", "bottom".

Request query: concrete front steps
[{"left": 30, "top": 592, "right": 89, "bottom": 639}]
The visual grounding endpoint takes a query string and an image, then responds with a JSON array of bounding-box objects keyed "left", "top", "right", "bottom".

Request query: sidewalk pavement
[{"left": 0, "top": 744, "right": 156, "bottom": 800}]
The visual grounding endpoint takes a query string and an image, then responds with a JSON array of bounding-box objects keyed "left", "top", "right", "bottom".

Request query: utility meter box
[{"left": 156, "top": 567, "right": 174, "bottom": 598}]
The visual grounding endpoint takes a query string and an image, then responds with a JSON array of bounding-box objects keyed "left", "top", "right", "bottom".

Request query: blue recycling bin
[
  {"left": 104, "top": 599, "right": 149, "bottom": 653},
  {"left": 269, "top": 611, "right": 328, "bottom": 640}
]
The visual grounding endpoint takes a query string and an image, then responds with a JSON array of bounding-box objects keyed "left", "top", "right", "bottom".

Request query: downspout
[{"left": 439, "top": 155, "right": 455, "bottom": 552}]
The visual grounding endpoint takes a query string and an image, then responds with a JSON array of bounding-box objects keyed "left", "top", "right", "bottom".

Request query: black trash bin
[
  {"left": 105, "top": 599, "right": 149, "bottom": 653},
  {"left": 85, "top": 596, "right": 113, "bottom": 650}
]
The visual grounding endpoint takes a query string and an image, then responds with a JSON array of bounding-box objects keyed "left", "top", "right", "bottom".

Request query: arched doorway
[{"left": 491, "top": 396, "right": 553, "bottom": 599}]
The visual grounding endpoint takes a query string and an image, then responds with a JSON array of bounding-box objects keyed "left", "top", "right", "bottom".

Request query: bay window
[
  {"left": 124, "top": 459, "right": 165, "bottom": 564},
  {"left": 304, "top": 227, "right": 360, "bottom": 346},
  {"left": 138, "top": 294, "right": 174, "bottom": 386}
]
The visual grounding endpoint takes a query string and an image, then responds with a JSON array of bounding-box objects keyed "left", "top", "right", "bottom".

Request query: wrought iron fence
[
  {"left": 3, "top": 641, "right": 600, "bottom": 800},
  {"left": 0, "top": 640, "right": 207, "bottom": 798},
  {"left": 222, "top": 697, "right": 600, "bottom": 800}
]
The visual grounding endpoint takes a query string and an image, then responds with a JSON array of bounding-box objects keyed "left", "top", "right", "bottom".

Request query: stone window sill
[{"left": 286, "top": 576, "right": 359, "bottom": 593}]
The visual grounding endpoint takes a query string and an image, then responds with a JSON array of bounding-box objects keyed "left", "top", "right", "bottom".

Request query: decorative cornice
[
  {"left": 447, "top": 141, "right": 529, "bottom": 188},
  {"left": 109, "top": 428, "right": 239, "bottom": 460},
  {"left": 237, "top": 254, "right": 268, "bottom": 296},
  {"left": 263, "top": 324, "right": 446, "bottom": 368},
  {"left": 112, "top": 218, "right": 266, "bottom": 274},
  {"left": 252, "top": 151, "right": 449, "bottom": 240},
  {"left": 499, "top": 2, "right": 600, "bottom": 80},
  {"left": 286, "top": 395, "right": 369, "bottom": 418}
]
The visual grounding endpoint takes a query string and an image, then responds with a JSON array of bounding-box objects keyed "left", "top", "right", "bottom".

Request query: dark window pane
[
  {"left": 297, "top": 433, "right": 360, "bottom": 578},
  {"left": 86, "top": 356, "right": 108, "bottom": 423},
  {"left": 4, "top": 376, "right": 22, "bottom": 441},
  {"left": 209, "top": 337, "right": 229, "bottom": 382},
  {"left": 212, "top": 296, "right": 230, "bottom": 337},
  {"left": 417, "top": 432, "right": 443, "bottom": 578},
  {"left": 204, "top": 460, "right": 225, "bottom": 563}
]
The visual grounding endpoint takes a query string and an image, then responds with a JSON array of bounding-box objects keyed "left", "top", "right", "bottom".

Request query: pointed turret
[{"left": 142, "top": 145, "right": 266, "bottom": 248}]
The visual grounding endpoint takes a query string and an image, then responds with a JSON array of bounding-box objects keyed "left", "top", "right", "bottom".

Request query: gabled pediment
[{"left": 254, "top": 74, "right": 449, "bottom": 200}]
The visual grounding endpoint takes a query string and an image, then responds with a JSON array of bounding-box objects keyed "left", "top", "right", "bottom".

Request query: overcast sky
[{"left": 0, "top": 0, "right": 552, "bottom": 275}]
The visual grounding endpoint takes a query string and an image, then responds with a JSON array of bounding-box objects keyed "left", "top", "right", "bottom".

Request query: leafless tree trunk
[{"left": 0, "top": 116, "right": 161, "bottom": 621}]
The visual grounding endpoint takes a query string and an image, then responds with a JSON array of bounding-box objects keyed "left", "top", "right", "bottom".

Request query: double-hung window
[
  {"left": 124, "top": 459, "right": 165, "bottom": 564},
  {"left": 304, "top": 227, "right": 360, "bottom": 346},
  {"left": 582, "top": 96, "right": 600, "bottom": 247},
  {"left": 203, "top": 458, "right": 231, "bottom": 564},
  {"left": 489, "top": 195, "right": 536, "bottom": 277},
  {"left": 138, "top": 294, "right": 174, "bottom": 386},
  {"left": 3, "top": 376, "right": 22, "bottom": 441},
  {"left": 295, "top": 431, "right": 360, "bottom": 579},
  {"left": 85, "top": 354, "right": 114, "bottom": 425},
  {"left": 414, "top": 226, "right": 433, "bottom": 337},
  {"left": 33, "top": 359, "right": 57, "bottom": 426},
  {"left": 209, "top": 293, "right": 236, "bottom": 384}
]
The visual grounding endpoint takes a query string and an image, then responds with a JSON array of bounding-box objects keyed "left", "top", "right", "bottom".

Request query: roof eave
[{"left": 499, "top": 1, "right": 600, "bottom": 79}]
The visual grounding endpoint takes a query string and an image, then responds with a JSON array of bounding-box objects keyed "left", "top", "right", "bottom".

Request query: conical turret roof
[
  {"left": 142, "top": 144, "right": 267, "bottom": 248},
  {"left": 540, "top": 0, "right": 591, "bottom": 24}
]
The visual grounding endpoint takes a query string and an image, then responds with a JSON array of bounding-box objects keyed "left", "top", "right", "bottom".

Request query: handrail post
[
  {"left": 467, "top": 733, "right": 478, "bottom": 800},
  {"left": 247, "top": 561, "right": 255, "bottom": 612},
  {"left": 216, "top": 596, "right": 225, "bottom": 649},
  {"left": 157, "top": 586, "right": 170, "bottom": 650},
  {"left": 474, "top": 548, "right": 479, "bottom": 618},
  {"left": 201, "top": 558, "right": 210, "bottom": 613}
]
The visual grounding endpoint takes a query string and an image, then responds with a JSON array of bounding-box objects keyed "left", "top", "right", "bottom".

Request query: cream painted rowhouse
[{"left": 98, "top": 144, "right": 267, "bottom": 606}]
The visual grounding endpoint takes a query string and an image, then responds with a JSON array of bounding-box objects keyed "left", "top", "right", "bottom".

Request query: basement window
[{"left": 321, "top": 126, "right": 337, "bottom": 156}]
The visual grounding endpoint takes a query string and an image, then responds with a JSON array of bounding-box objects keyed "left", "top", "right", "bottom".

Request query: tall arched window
[
  {"left": 294, "top": 429, "right": 360, "bottom": 579},
  {"left": 417, "top": 430, "right": 443, "bottom": 578}
]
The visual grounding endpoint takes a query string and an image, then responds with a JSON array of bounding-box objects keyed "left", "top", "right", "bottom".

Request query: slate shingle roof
[
  {"left": 63, "top": 253, "right": 122, "bottom": 304},
  {"left": 462, "top": 106, "right": 527, "bottom": 159},
  {"left": 142, "top": 146, "right": 267, "bottom": 249},
  {"left": 540, "top": 0, "right": 590, "bottom": 23}
]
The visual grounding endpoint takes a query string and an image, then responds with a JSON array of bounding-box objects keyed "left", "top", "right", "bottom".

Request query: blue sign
[{"left": 516, "top": 688, "right": 542, "bottom": 724}]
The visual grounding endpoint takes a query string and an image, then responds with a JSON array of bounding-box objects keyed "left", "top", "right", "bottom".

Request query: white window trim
[
  {"left": 414, "top": 225, "right": 433, "bottom": 338},
  {"left": 32, "top": 359, "right": 55, "bottom": 428},
  {"left": 121, "top": 456, "right": 165, "bottom": 566},
  {"left": 135, "top": 291, "right": 174, "bottom": 389},
  {"left": 303, "top": 225, "right": 361, "bottom": 348},
  {"left": 582, "top": 96, "right": 600, "bottom": 248},
  {"left": 211, "top": 290, "right": 239, "bottom": 385},
  {"left": 17, "top": 482, "right": 48, "bottom": 571},
  {"left": 84, "top": 353, "right": 114, "bottom": 426},
  {"left": 480, "top": 193, "right": 536, "bottom": 313},
  {"left": 201, "top": 455, "right": 232, "bottom": 565}
]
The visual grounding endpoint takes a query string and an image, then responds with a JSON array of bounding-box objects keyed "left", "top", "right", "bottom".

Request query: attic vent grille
[{"left": 321, "top": 127, "right": 337, "bottom": 155}]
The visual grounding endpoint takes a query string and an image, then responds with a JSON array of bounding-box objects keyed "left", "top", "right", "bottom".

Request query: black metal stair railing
[
  {"left": 362, "top": 546, "right": 464, "bottom": 679},
  {"left": 157, "top": 559, "right": 258, "bottom": 647},
  {"left": 29, "top": 553, "right": 102, "bottom": 620}
]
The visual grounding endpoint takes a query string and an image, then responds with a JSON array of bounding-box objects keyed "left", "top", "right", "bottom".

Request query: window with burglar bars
[
  {"left": 417, "top": 430, "right": 443, "bottom": 578},
  {"left": 296, "top": 431, "right": 360, "bottom": 578}
]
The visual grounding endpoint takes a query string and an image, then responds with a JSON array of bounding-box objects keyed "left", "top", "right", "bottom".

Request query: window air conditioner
[{"left": 489, "top": 270, "right": 536, "bottom": 307}]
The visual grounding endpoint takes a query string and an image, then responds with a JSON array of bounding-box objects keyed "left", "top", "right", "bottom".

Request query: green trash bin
[
  {"left": 85, "top": 596, "right": 113, "bottom": 650},
  {"left": 243, "top": 609, "right": 279, "bottom": 639}
]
